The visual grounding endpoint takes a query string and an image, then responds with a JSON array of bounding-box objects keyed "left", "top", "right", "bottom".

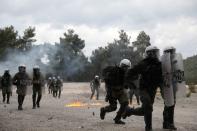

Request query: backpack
[{"left": 102, "top": 66, "right": 125, "bottom": 89}]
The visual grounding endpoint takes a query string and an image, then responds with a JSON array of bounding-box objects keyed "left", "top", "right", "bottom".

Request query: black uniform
[
  {"left": 52, "top": 79, "right": 58, "bottom": 97},
  {"left": 100, "top": 66, "right": 129, "bottom": 124},
  {"left": 123, "top": 57, "right": 163, "bottom": 130},
  {"left": 32, "top": 70, "right": 44, "bottom": 109},
  {"left": 13, "top": 72, "right": 31, "bottom": 110},
  {"left": 1, "top": 71, "right": 12, "bottom": 104}
]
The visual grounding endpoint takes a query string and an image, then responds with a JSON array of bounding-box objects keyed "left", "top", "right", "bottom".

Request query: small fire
[
  {"left": 65, "top": 101, "right": 87, "bottom": 107},
  {"left": 65, "top": 101, "right": 103, "bottom": 107}
]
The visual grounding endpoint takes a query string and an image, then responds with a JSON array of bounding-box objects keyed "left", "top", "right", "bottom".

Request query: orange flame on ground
[
  {"left": 65, "top": 101, "right": 87, "bottom": 107},
  {"left": 65, "top": 101, "right": 103, "bottom": 107}
]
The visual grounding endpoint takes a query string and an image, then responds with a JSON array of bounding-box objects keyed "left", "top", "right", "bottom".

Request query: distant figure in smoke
[
  {"left": 90, "top": 75, "right": 100, "bottom": 100},
  {"left": 13, "top": 65, "right": 31, "bottom": 110},
  {"left": 56, "top": 76, "right": 63, "bottom": 98},
  {"left": 52, "top": 77, "right": 58, "bottom": 97},
  {"left": 1, "top": 69, "right": 12, "bottom": 104},
  {"left": 32, "top": 66, "right": 45, "bottom": 109},
  {"left": 47, "top": 77, "right": 52, "bottom": 94}
]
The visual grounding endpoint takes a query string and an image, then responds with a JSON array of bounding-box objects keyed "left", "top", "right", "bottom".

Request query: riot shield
[
  {"left": 161, "top": 53, "right": 175, "bottom": 106},
  {"left": 172, "top": 53, "right": 186, "bottom": 98}
]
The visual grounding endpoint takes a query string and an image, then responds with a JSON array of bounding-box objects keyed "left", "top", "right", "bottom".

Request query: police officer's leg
[
  {"left": 163, "top": 105, "right": 170, "bottom": 128},
  {"left": 114, "top": 101, "right": 128, "bottom": 124},
  {"left": 90, "top": 87, "right": 95, "bottom": 100},
  {"left": 21, "top": 95, "right": 25, "bottom": 109},
  {"left": 2, "top": 92, "right": 6, "bottom": 103},
  {"left": 170, "top": 105, "right": 175, "bottom": 125},
  {"left": 123, "top": 90, "right": 153, "bottom": 129},
  {"left": 18, "top": 95, "right": 23, "bottom": 110},
  {"left": 37, "top": 89, "right": 42, "bottom": 108},
  {"left": 143, "top": 91, "right": 154, "bottom": 131},
  {"left": 114, "top": 90, "right": 129, "bottom": 124},
  {"left": 96, "top": 87, "right": 99, "bottom": 100},
  {"left": 53, "top": 89, "right": 55, "bottom": 97},
  {"left": 169, "top": 105, "right": 177, "bottom": 130},
  {"left": 7, "top": 92, "right": 10, "bottom": 104},
  {"left": 58, "top": 89, "right": 61, "bottom": 98},
  {"left": 123, "top": 91, "right": 145, "bottom": 118},
  {"left": 100, "top": 97, "right": 117, "bottom": 120},
  {"left": 163, "top": 105, "right": 177, "bottom": 130},
  {"left": 32, "top": 87, "right": 37, "bottom": 109}
]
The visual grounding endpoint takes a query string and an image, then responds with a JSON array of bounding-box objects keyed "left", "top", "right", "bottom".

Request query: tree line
[{"left": 0, "top": 25, "right": 195, "bottom": 84}]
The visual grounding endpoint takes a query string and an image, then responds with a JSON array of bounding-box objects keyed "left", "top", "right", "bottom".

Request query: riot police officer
[
  {"left": 52, "top": 77, "right": 58, "bottom": 97},
  {"left": 1, "top": 69, "right": 12, "bottom": 104},
  {"left": 32, "top": 65, "right": 44, "bottom": 109},
  {"left": 122, "top": 46, "right": 163, "bottom": 131},
  {"left": 90, "top": 75, "right": 100, "bottom": 100},
  {"left": 162, "top": 46, "right": 177, "bottom": 130},
  {"left": 100, "top": 59, "right": 131, "bottom": 124},
  {"left": 13, "top": 64, "right": 31, "bottom": 110}
]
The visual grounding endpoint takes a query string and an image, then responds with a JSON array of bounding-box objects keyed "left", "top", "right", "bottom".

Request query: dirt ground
[{"left": 0, "top": 83, "right": 197, "bottom": 131}]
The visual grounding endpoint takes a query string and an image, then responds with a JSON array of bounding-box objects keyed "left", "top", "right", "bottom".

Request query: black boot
[
  {"left": 114, "top": 119, "right": 125, "bottom": 124},
  {"left": 169, "top": 105, "right": 177, "bottom": 130},
  {"left": 114, "top": 104, "right": 126, "bottom": 125},
  {"left": 163, "top": 106, "right": 177, "bottom": 130},
  {"left": 100, "top": 107, "right": 106, "bottom": 120}
]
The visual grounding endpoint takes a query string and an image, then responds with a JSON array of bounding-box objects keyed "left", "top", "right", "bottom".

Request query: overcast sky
[{"left": 0, "top": 0, "right": 197, "bottom": 58}]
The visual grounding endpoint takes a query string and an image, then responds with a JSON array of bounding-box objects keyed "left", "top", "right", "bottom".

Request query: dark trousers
[
  {"left": 18, "top": 95, "right": 25, "bottom": 107},
  {"left": 163, "top": 105, "right": 175, "bottom": 125},
  {"left": 33, "top": 86, "right": 42, "bottom": 106},
  {"left": 103, "top": 94, "right": 128, "bottom": 121},
  {"left": 58, "top": 90, "right": 61, "bottom": 98},
  {"left": 2, "top": 92, "right": 11, "bottom": 103},
  {"left": 53, "top": 91, "right": 57, "bottom": 97},
  {"left": 126, "top": 90, "right": 156, "bottom": 130},
  {"left": 32, "top": 93, "right": 42, "bottom": 107}
]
